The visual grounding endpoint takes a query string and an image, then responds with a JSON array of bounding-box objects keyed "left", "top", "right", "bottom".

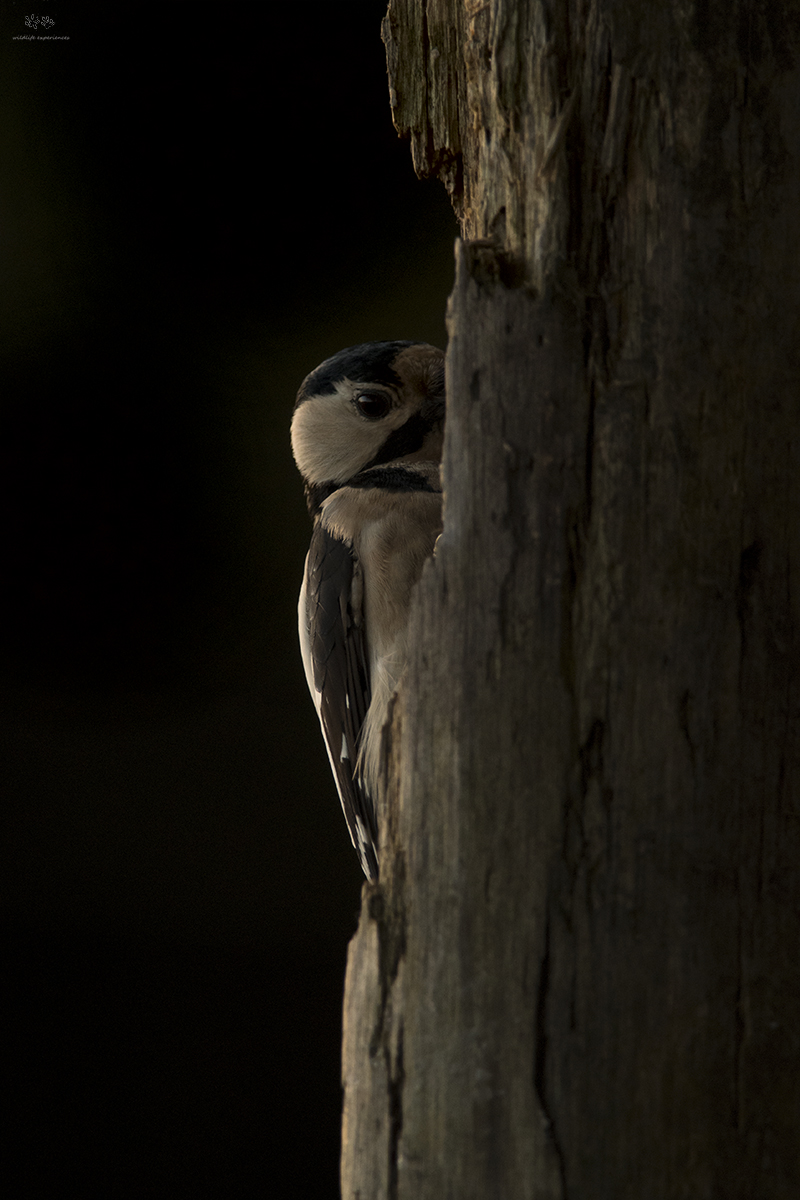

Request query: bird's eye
[{"left": 355, "top": 392, "right": 391, "bottom": 420}]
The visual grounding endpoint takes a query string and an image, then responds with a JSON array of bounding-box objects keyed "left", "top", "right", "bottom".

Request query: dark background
[{"left": 1, "top": 2, "right": 456, "bottom": 1194}]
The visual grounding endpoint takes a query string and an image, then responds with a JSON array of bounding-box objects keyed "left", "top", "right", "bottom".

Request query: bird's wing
[{"left": 298, "top": 520, "right": 378, "bottom": 880}]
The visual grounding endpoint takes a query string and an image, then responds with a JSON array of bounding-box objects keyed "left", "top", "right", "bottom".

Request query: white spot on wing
[
  {"left": 298, "top": 567, "right": 325, "bottom": 710},
  {"left": 355, "top": 815, "right": 370, "bottom": 852}
]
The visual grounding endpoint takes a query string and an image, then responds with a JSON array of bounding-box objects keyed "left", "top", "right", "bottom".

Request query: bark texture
[{"left": 342, "top": 3, "right": 800, "bottom": 1197}]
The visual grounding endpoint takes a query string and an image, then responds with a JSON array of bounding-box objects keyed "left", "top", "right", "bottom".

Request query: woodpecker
[{"left": 291, "top": 340, "right": 445, "bottom": 880}]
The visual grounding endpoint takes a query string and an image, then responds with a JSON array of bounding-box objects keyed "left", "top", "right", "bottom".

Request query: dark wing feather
[{"left": 300, "top": 520, "right": 378, "bottom": 880}]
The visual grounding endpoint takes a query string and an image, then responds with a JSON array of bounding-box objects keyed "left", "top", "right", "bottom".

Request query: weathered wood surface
[{"left": 342, "top": 2, "right": 800, "bottom": 1197}]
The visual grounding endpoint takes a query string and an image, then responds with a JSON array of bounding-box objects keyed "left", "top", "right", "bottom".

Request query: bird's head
[{"left": 291, "top": 340, "right": 445, "bottom": 514}]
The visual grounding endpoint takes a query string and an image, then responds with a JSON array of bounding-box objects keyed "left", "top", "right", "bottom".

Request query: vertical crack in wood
[
  {"left": 534, "top": 912, "right": 569, "bottom": 1198},
  {"left": 387, "top": 1021, "right": 404, "bottom": 1200},
  {"left": 678, "top": 689, "right": 698, "bottom": 778},
  {"left": 736, "top": 540, "right": 762, "bottom": 672},
  {"left": 734, "top": 876, "right": 746, "bottom": 1135},
  {"left": 367, "top": 873, "right": 407, "bottom": 1058},
  {"left": 366, "top": 863, "right": 407, "bottom": 1196},
  {"left": 733, "top": 533, "right": 761, "bottom": 1140},
  {"left": 417, "top": 0, "right": 434, "bottom": 174},
  {"left": 583, "top": 379, "right": 596, "bottom": 526}
]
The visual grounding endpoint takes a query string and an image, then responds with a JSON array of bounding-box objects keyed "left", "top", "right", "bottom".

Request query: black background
[{"left": 1, "top": 2, "right": 456, "bottom": 1194}]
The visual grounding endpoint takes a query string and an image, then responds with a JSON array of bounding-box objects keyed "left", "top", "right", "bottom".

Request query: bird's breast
[{"left": 321, "top": 481, "right": 442, "bottom": 659}]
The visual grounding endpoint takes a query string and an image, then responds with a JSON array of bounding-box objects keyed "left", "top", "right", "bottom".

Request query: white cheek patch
[
  {"left": 291, "top": 392, "right": 360, "bottom": 484},
  {"left": 291, "top": 379, "right": 406, "bottom": 485}
]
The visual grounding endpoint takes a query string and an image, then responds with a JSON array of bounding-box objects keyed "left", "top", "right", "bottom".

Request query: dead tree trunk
[{"left": 342, "top": 2, "right": 800, "bottom": 1197}]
